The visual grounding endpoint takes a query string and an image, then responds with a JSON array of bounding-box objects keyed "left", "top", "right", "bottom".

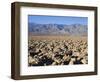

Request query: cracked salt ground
[{"left": 28, "top": 39, "right": 88, "bottom": 66}]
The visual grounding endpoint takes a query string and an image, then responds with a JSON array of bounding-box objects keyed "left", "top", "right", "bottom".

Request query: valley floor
[{"left": 28, "top": 35, "right": 88, "bottom": 66}]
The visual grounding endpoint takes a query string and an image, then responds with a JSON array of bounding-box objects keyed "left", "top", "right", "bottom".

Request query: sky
[{"left": 28, "top": 15, "right": 88, "bottom": 25}]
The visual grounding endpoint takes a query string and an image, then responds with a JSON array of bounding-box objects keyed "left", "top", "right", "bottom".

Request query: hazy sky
[{"left": 28, "top": 15, "right": 88, "bottom": 25}]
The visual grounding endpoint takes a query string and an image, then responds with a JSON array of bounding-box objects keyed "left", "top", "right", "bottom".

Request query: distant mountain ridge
[{"left": 28, "top": 23, "right": 88, "bottom": 36}]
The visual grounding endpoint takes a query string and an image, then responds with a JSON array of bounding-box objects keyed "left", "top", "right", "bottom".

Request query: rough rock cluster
[{"left": 28, "top": 39, "right": 88, "bottom": 66}]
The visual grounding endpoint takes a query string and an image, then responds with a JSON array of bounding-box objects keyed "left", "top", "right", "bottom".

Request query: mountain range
[{"left": 28, "top": 23, "right": 87, "bottom": 36}]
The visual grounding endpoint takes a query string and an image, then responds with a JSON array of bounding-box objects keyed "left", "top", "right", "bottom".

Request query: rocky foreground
[{"left": 28, "top": 38, "right": 88, "bottom": 66}]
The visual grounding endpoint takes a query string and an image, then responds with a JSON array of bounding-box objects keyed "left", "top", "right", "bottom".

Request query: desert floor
[{"left": 28, "top": 35, "right": 88, "bottom": 66}]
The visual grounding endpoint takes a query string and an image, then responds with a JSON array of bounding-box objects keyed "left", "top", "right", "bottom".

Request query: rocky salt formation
[{"left": 28, "top": 39, "right": 88, "bottom": 66}]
